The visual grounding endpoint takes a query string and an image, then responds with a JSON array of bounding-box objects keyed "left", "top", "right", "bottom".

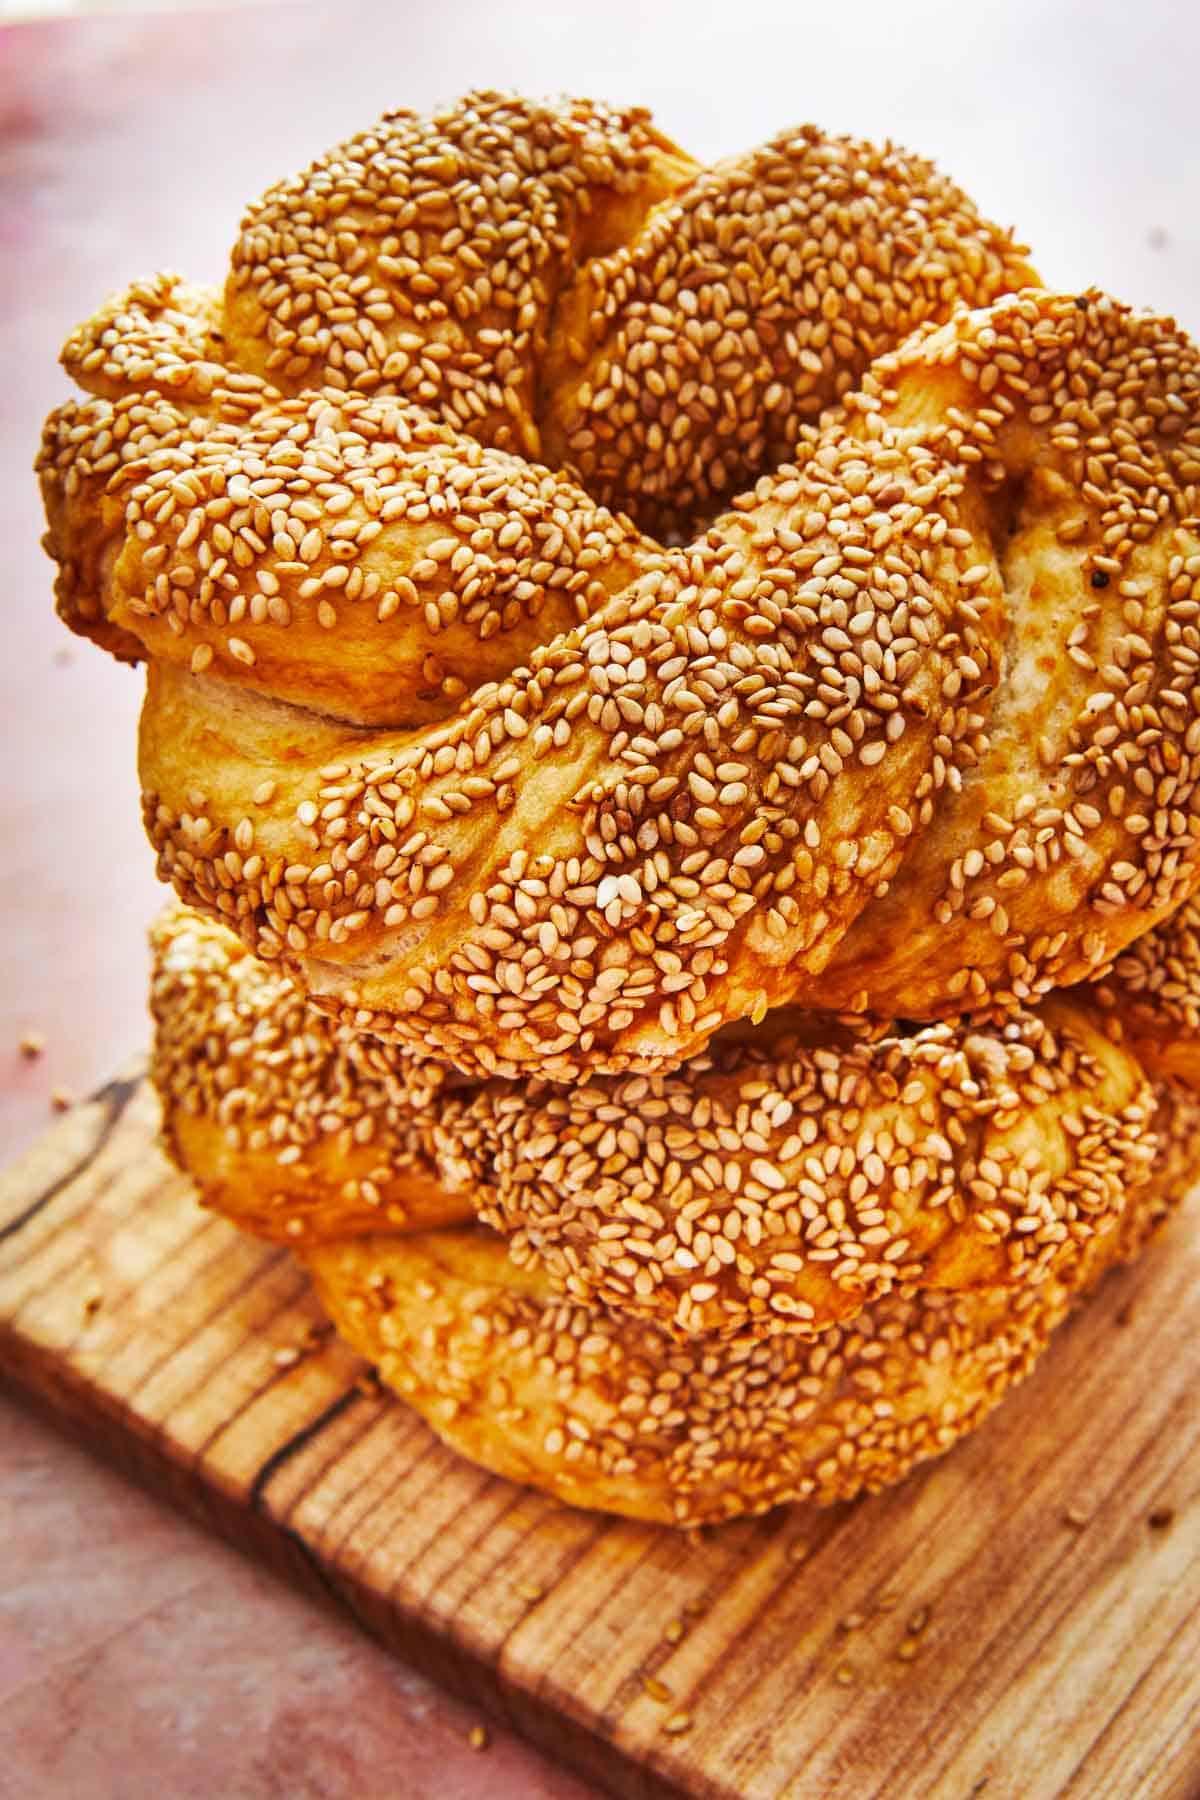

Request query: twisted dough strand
[
  {"left": 38, "top": 96, "right": 1200, "bottom": 1078},
  {"left": 149, "top": 903, "right": 1200, "bottom": 1518},
  {"left": 150, "top": 905, "right": 1160, "bottom": 1340},
  {"left": 305, "top": 1113, "right": 1195, "bottom": 1524},
  {"left": 806, "top": 295, "right": 1200, "bottom": 1016}
]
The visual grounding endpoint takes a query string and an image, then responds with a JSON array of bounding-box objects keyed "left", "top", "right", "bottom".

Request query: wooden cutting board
[{"left": 1, "top": 1069, "right": 1198, "bottom": 1800}]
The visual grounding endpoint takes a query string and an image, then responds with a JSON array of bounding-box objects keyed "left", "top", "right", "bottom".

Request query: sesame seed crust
[
  {"left": 149, "top": 903, "right": 474, "bottom": 1241},
  {"left": 1082, "top": 896, "right": 1200, "bottom": 1094},
  {"left": 301, "top": 1097, "right": 1196, "bottom": 1525},
  {"left": 806, "top": 290, "right": 1200, "bottom": 1018},
  {"left": 465, "top": 993, "right": 1156, "bottom": 1337},
  {"left": 40, "top": 277, "right": 659, "bottom": 729},
  {"left": 131, "top": 290, "right": 1200, "bottom": 1076},
  {"left": 133, "top": 400, "right": 998, "bottom": 1077},
  {"left": 540, "top": 124, "right": 1035, "bottom": 537},
  {"left": 225, "top": 92, "right": 697, "bottom": 461},
  {"left": 37, "top": 95, "right": 1200, "bottom": 1072},
  {"left": 150, "top": 905, "right": 1162, "bottom": 1341},
  {"left": 60, "top": 274, "right": 268, "bottom": 412}
]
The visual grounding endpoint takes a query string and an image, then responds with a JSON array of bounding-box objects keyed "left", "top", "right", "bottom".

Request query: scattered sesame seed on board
[{"left": 642, "top": 1675, "right": 674, "bottom": 1703}]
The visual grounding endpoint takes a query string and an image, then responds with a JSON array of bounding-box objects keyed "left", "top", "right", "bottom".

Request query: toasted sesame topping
[
  {"left": 148, "top": 903, "right": 475, "bottom": 1244},
  {"left": 541, "top": 122, "right": 1033, "bottom": 536},
  {"left": 41, "top": 93, "right": 1066, "bottom": 1076},
  {"left": 301, "top": 1104, "right": 1195, "bottom": 1524},
  {"left": 151, "top": 904, "right": 1164, "bottom": 1341},
  {"left": 40, "top": 95, "right": 1200, "bottom": 1085},
  {"left": 1082, "top": 895, "right": 1200, "bottom": 1095},
  {"left": 806, "top": 291, "right": 1200, "bottom": 1019}
]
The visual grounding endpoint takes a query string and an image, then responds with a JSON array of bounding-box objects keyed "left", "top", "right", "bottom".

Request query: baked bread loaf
[
  {"left": 38, "top": 89, "right": 1200, "bottom": 1523},
  {"left": 39, "top": 88, "right": 1200, "bottom": 1077},
  {"left": 45, "top": 276, "right": 1200, "bottom": 1078},
  {"left": 148, "top": 902, "right": 1200, "bottom": 1520},
  {"left": 152, "top": 904, "right": 1169, "bottom": 1339},
  {"left": 54, "top": 94, "right": 1184, "bottom": 1083},
  {"left": 303, "top": 1126, "right": 1196, "bottom": 1525}
]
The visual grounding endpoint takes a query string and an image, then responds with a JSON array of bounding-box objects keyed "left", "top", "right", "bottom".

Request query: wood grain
[{"left": 1, "top": 1069, "right": 1198, "bottom": 1800}]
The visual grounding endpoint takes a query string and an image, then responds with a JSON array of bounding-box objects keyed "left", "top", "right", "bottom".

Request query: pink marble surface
[{"left": 1, "top": 3, "right": 1197, "bottom": 1796}]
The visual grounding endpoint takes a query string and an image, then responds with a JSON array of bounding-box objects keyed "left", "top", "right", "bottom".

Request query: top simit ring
[{"left": 38, "top": 92, "right": 1200, "bottom": 1079}]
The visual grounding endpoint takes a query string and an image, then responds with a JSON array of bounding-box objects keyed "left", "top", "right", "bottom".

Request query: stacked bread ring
[
  {"left": 40, "top": 92, "right": 1200, "bottom": 1524},
  {"left": 148, "top": 898, "right": 1199, "bottom": 1522}
]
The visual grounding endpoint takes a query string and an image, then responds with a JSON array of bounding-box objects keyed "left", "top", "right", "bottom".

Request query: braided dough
[
  {"left": 42, "top": 92, "right": 1123, "bottom": 1081},
  {"left": 151, "top": 905, "right": 1168, "bottom": 1339},
  {"left": 1084, "top": 895, "right": 1200, "bottom": 1094},
  {"left": 304, "top": 1098, "right": 1196, "bottom": 1525},
  {"left": 150, "top": 903, "right": 473, "bottom": 1242},
  {"left": 148, "top": 903, "right": 1199, "bottom": 1517},
  {"left": 38, "top": 87, "right": 1200, "bottom": 1527}
]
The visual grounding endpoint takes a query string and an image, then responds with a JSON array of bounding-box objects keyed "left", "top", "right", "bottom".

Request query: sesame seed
[{"left": 39, "top": 96, "right": 1200, "bottom": 1177}]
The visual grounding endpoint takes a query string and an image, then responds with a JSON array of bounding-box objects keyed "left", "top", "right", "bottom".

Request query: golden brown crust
[
  {"left": 150, "top": 906, "right": 1163, "bottom": 1340},
  {"left": 150, "top": 904, "right": 473, "bottom": 1242},
  {"left": 1082, "top": 897, "right": 1200, "bottom": 1094},
  {"left": 303, "top": 1127, "right": 1194, "bottom": 1524},
  {"left": 54, "top": 291, "right": 1200, "bottom": 1081},
  {"left": 803, "top": 294, "right": 1200, "bottom": 1018},
  {"left": 41, "top": 96, "right": 1200, "bottom": 1078},
  {"left": 42, "top": 284, "right": 658, "bottom": 730},
  {"left": 540, "top": 123, "right": 1035, "bottom": 536},
  {"left": 223, "top": 92, "right": 697, "bottom": 464},
  {"left": 133, "top": 424, "right": 999, "bottom": 1079},
  {"left": 467, "top": 994, "right": 1156, "bottom": 1336},
  {"left": 40, "top": 93, "right": 1051, "bottom": 1079},
  {"left": 61, "top": 274, "right": 259, "bottom": 410}
]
